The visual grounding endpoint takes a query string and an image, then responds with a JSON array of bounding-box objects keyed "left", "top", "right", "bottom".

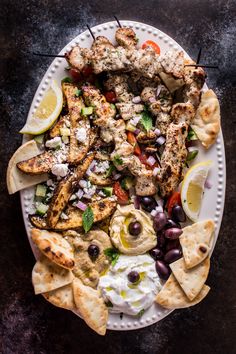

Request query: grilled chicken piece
[
  {"left": 127, "top": 47, "right": 162, "bottom": 78},
  {"left": 47, "top": 154, "right": 95, "bottom": 228},
  {"left": 104, "top": 74, "right": 133, "bottom": 103},
  {"left": 136, "top": 130, "right": 157, "bottom": 144},
  {"left": 160, "top": 50, "right": 185, "bottom": 79},
  {"left": 49, "top": 115, "right": 70, "bottom": 138},
  {"left": 158, "top": 122, "right": 188, "bottom": 197},
  {"left": 141, "top": 85, "right": 172, "bottom": 115},
  {"left": 82, "top": 85, "right": 115, "bottom": 126},
  {"left": 65, "top": 46, "right": 91, "bottom": 71},
  {"left": 182, "top": 60, "right": 206, "bottom": 108},
  {"left": 171, "top": 102, "right": 195, "bottom": 125},
  {"left": 88, "top": 173, "right": 112, "bottom": 186},
  {"left": 155, "top": 112, "right": 173, "bottom": 135},
  {"left": 91, "top": 36, "right": 131, "bottom": 74},
  {"left": 115, "top": 27, "right": 138, "bottom": 48},
  {"left": 17, "top": 151, "right": 56, "bottom": 175},
  {"left": 30, "top": 198, "right": 117, "bottom": 230},
  {"left": 115, "top": 102, "right": 144, "bottom": 120},
  {"left": 63, "top": 83, "right": 91, "bottom": 164}
]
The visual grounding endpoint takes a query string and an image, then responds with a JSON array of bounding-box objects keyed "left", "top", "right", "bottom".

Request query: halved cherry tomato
[
  {"left": 127, "top": 131, "right": 141, "bottom": 156},
  {"left": 142, "top": 40, "right": 160, "bottom": 55},
  {"left": 114, "top": 181, "right": 129, "bottom": 204},
  {"left": 82, "top": 65, "right": 93, "bottom": 77},
  {"left": 166, "top": 192, "right": 182, "bottom": 215},
  {"left": 104, "top": 91, "right": 117, "bottom": 103},
  {"left": 69, "top": 68, "right": 82, "bottom": 82},
  {"left": 138, "top": 152, "right": 151, "bottom": 168}
]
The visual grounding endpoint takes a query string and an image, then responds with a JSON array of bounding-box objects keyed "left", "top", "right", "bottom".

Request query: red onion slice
[
  {"left": 156, "top": 136, "right": 166, "bottom": 146},
  {"left": 156, "top": 86, "right": 161, "bottom": 98},
  {"left": 149, "top": 97, "right": 156, "bottom": 103},
  {"left": 134, "top": 128, "right": 141, "bottom": 135},
  {"left": 76, "top": 201, "right": 87, "bottom": 211},
  {"left": 132, "top": 96, "right": 141, "bottom": 104},
  {"left": 153, "top": 167, "right": 160, "bottom": 176},
  {"left": 147, "top": 155, "right": 156, "bottom": 166},
  {"left": 154, "top": 128, "right": 161, "bottom": 136},
  {"left": 205, "top": 179, "right": 213, "bottom": 189}
]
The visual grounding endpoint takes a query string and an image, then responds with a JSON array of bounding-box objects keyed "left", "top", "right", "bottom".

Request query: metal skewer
[
  {"left": 114, "top": 15, "right": 122, "bottom": 28},
  {"left": 86, "top": 24, "right": 96, "bottom": 40},
  {"left": 185, "top": 64, "right": 219, "bottom": 69},
  {"left": 33, "top": 52, "right": 65, "bottom": 58}
]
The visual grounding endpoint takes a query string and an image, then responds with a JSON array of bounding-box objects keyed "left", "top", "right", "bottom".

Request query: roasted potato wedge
[
  {"left": 63, "top": 83, "right": 90, "bottom": 164},
  {"left": 30, "top": 198, "right": 117, "bottom": 231},
  {"left": 47, "top": 153, "right": 95, "bottom": 228},
  {"left": 88, "top": 172, "right": 112, "bottom": 186},
  {"left": 17, "top": 151, "right": 56, "bottom": 175},
  {"left": 49, "top": 115, "right": 70, "bottom": 138}
]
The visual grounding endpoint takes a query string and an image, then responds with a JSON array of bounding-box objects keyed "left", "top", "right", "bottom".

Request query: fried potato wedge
[
  {"left": 30, "top": 197, "right": 117, "bottom": 230},
  {"left": 47, "top": 153, "right": 95, "bottom": 228},
  {"left": 63, "top": 83, "right": 90, "bottom": 164},
  {"left": 49, "top": 115, "right": 70, "bottom": 138},
  {"left": 17, "top": 150, "right": 56, "bottom": 175}
]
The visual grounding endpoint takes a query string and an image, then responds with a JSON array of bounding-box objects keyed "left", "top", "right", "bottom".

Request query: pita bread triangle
[{"left": 43, "top": 284, "right": 75, "bottom": 310}]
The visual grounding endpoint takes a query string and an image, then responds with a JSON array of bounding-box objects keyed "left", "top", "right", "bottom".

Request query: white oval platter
[{"left": 20, "top": 20, "right": 226, "bottom": 331}]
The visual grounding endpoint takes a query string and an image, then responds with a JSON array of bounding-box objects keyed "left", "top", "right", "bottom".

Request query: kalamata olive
[
  {"left": 171, "top": 205, "right": 186, "bottom": 223},
  {"left": 164, "top": 248, "right": 182, "bottom": 264},
  {"left": 164, "top": 228, "right": 183, "bottom": 239},
  {"left": 88, "top": 244, "right": 100, "bottom": 259},
  {"left": 157, "top": 232, "right": 166, "bottom": 249},
  {"left": 128, "top": 271, "right": 140, "bottom": 283},
  {"left": 155, "top": 260, "right": 171, "bottom": 280},
  {"left": 165, "top": 239, "right": 181, "bottom": 252},
  {"left": 149, "top": 247, "right": 163, "bottom": 260},
  {"left": 128, "top": 221, "right": 142, "bottom": 236},
  {"left": 153, "top": 212, "right": 167, "bottom": 232},
  {"left": 140, "top": 196, "right": 157, "bottom": 212},
  {"left": 165, "top": 218, "right": 181, "bottom": 229}
]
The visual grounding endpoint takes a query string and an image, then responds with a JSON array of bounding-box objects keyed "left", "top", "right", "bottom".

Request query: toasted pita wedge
[
  {"left": 17, "top": 150, "right": 56, "bottom": 174},
  {"left": 47, "top": 153, "right": 95, "bottom": 228},
  {"left": 63, "top": 83, "right": 90, "bottom": 164},
  {"left": 49, "top": 115, "right": 70, "bottom": 138},
  {"left": 156, "top": 274, "right": 210, "bottom": 309},
  {"left": 191, "top": 90, "right": 220, "bottom": 149},
  {"left": 7, "top": 140, "right": 48, "bottom": 194},
  {"left": 73, "top": 278, "right": 108, "bottom": 335},
  {"left": 170, "top": 257, "right": 210, "bottom": 301},
  {"left": 32, "top": 257, "right": 74, "bottom": 294},
  {"left": 30, "top": 197, "right": 117, "bottom": 230},
  {"left": 43, "top": 283, "right": 75, "bottom": 310},
  {"left": 180, "top": 220, "right": 214, "bottom": 269},
  {"left": 31, "top": 229, "right": 74, "bottom": 269}
]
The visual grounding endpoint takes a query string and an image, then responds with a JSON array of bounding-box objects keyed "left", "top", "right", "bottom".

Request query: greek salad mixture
[{"left": 7, "top": 24, "right": 221, "bottom": 335}]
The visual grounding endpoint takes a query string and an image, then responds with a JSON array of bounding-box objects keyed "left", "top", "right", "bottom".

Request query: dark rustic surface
[{"left": 1, "top": 0, "right": 236, "bottom": 353}]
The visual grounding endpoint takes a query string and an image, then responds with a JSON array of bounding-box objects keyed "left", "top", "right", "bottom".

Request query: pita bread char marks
[{"left": 180, "top": 220, "right": 214, "bottom": 269}]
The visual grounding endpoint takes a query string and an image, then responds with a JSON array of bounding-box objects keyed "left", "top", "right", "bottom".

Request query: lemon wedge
[
  {"left": 20, "top": 80, "right": 63, "bottom": 135},
  {"left": 181, "top": 160, "right": 212, "bottom": 221}
]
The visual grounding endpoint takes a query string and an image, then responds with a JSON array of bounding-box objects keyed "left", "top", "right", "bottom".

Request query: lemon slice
[
  {"left": 20, "top": 80, "right": 63, "bottom": 135},
  {"left": 181, "top": 160, "right": 212, "bottom": 221}
]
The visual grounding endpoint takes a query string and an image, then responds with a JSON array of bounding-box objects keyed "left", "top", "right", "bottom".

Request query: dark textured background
[{"left": 1, "top": 0, "right": 236, "bottom": 353}]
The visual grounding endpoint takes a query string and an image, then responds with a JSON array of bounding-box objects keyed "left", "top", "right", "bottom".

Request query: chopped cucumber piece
[
  {"left": 102, "top": 187, "right": 113, "bottom": 197},
  {"left": 60, "top": 127, "right": 70, "bottom": 136},
  {"left": 36, "top": 203, "right": 48, "bottom": 216},
  {"left": 121, "top": 176, "right": 134, "bottom": 190},
  {"left": 35, "top": 184, "right": 47, "bottom": 197},
  {"left": 126, "top": 122, "right": 136, "bottom": 133},
  {"left": 81, "top": 107, "right": 93, "bottom": 116},
  {"left": 34, "top": 134, "right": 44, "bottom": 144},
  {"left": 187, "top": 127, "right": 198, "bottom": 141},
  {"left": 110, "top": 103, "right": 116, "bottom": 111},
  {"left": 61, "top": 77, "right": 73, "bottom": 83}
]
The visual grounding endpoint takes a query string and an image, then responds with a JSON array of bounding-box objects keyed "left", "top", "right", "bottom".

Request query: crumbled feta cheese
[
  {"left": 51, "top": 163, "right": 69, "bottom": 177},
  {"left": 60, "top": 212, "right": 69, "bottom": 220},
  {"left": 54, "top": 144, "right": 69, "bottom": 163},
  {"left": 76, "top": 127, "right": 87, "bottom": 143},
  {"left": 79, "top": 180, "right": 87, "bottom": 189},
  {"left": 46, "top": 179, "right": 54, "bottom": 187},
  {"left": 94, "top": 161, "right": 110, "bottom": 174},
  {"left": 62, "top": 135, "right": 69, "bottom": 144},
  {"left": 45, "top": 137, "right": 62, "bottom": 149}
]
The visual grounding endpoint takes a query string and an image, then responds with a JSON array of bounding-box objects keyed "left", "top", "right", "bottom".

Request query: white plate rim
[{"left": 20, "top": 20, "right": 226, "bottom": 331}]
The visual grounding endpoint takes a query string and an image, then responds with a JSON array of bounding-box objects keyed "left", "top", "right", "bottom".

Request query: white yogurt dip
[{"left": 98, "top": 254, "right": 162, "bottom": 316}]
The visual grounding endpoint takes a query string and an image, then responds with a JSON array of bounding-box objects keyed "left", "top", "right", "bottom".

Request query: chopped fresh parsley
[
  {"left": 105, "top": 300, "right": 113, "bottom": 308},
  {"left": 61, "top": 77, "right": 73, "bottom": 84},
  {"left": 104, "top": 164, "right": 115, "bottom": 178},
  {"left": 75, "top": 89, "right": 82, "bottom": 97},
  {"left": 186, "top": 150, "right": 198, "bottom": 162},
  {"left": 104, "top": 248, "right": 120, "bottom": 266},
  {"left": 113, "top": 154, "right": 123, "bottom": 166},
  {"left": 140, "top": 111, "right": 153, "bottom": 132},
  {"left": 82, "top": 206, "right": 94, "bottom": 233},
  {"left": 187, "top": 127, "right": 198, "bottom": 141},
  {"left": 137, "top": 309, "right": 145, "bottom": 317}
]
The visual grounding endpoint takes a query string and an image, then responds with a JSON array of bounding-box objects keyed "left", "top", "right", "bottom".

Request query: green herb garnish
[
  {"left": 104, "top": 164, "right": 115, "bottom": 178},
  {"left": 105, "top": 300, "right": 113, "bottom": 308},
  {"left": 186, "top": 150, "right": 198, "bottom": 161},
  {"left": 187, "top": 127, "right": 198, "bottom": 141},
  {"left": 61, "top": 77, "right": 73, "bottom": 84},
  {"left": 113, "top": 154, "right": 123, "bottom": 166},
  {"left": 137, "top": 309, "right": 145, "bottom": 317},
  {"left": 82, "top": 206, "right": 94, "bottom": 233},
  {"left": 104, "top": 248, "right": 120, "bottom": 266},
  {"left": 140, "top": 111, "right": 153, "bottom": 132},
  {"left": 75, "top": 89, "right": 82, "bottom": 97}
]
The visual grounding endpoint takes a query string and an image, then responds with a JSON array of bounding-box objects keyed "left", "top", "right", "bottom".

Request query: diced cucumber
[
  {"left": 60, "top": 127, "right": 70, "bottom": 136},
  {"left": 121, "top": 176, "right": 134, "bottom": 190},
  {"left": 34, "top": 134, "right": 44, "bottom": 144},
  {"left": 35, "top": 184, "right": 47, "bottom": 197},
  {"left": 110, "top": 103, "right": 116, "bottom": 111},
  {"left": 81, "top": 107, "right": 93, "bottom": 116},
  {"left": 102, "top": 187, "right": 113, "bottom": 197},
  {"left": 126, "top": 122, "right": 136, "bottom": 132},
  {"left": 36, "top": 203, "right": 48, "bottom": 216}
]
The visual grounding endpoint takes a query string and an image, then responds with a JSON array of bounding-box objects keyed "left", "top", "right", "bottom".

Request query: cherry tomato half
[
  {"left": 142, "top": 40, "right": 161, "bottom": 55},
  {"left": 114, "top": 181, "right": 129, "bottom": 204},
  {"left": 104, "top": 91, "right": 117, "bottom": 103},
  {"left": 166, "top": 192, "right": 182, "bottom": 216},
  {"left": 69, "top": 68, "right": 82, "bottom": 82},
  {"left": 127, "top": 131, "right": 141, "bottom": 156}
]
